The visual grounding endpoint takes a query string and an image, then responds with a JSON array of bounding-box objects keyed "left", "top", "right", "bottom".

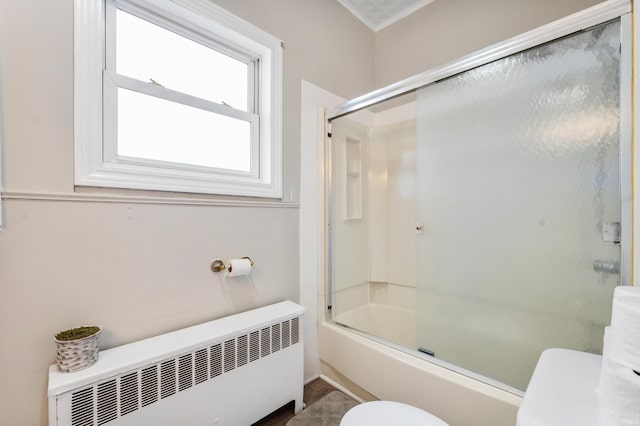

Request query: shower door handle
[{"left": 593, "top": 260, "right": 619, "bottom": 274}]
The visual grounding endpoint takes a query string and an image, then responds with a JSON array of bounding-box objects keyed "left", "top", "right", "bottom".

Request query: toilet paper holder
[{"left": 210, "top": 256, "right": 254, "bottom": 273}]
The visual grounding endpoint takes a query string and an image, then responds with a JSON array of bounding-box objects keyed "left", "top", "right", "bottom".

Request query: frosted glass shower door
[{"left": 416, "top": 21, "right": 622, "bottom": 390}]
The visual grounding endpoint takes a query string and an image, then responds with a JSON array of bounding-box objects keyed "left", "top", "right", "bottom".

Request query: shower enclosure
[{"left": 327, "top": 7, "right": 630, "bottom": 392}]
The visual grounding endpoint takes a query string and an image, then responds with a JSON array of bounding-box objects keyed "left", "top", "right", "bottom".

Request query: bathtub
[
  {"left": 319, "top": 320, "right": 522, "bottom": 426},
  {"left": 333, "top": 303, "right": 415, "bottom": 349}
]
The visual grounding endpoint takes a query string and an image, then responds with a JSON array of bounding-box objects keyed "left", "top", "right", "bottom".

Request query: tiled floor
[{"left": 252, "top": 379, "right": 339, "bottom": 426}]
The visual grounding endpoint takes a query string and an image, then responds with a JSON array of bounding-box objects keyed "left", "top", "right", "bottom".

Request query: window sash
[
  {"left": 114, "top": 8, "right": 252, "bottom": 111},
  {"left": 103, "top": 72, "right": 260, "bottom": 178},
  {"left": 104, "top": 0, "right": 260, "bottom": 179},
  {"left": 108, "top": 0, "right": 257, "bottom": 112},
  {"left": 108, "top": 0, "right": 259, "bottom": 67}
]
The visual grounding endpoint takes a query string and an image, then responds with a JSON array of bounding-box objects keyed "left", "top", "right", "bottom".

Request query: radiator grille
[
  {"left": 261, "top": 327, "right": 271, "bottom": 357},
  {"left": 64, "top": 315, "right": 302, "bottom": 426},
  {"left": 224, "top": 339, "right": 236, "bottom": 372},
  {"left": 249, "top": 330, "right": 260, "bottom": 362},
  {"left": 160, "top": 360, "right": 176, "bottom": 399},
  {"left": 119, "top": 372, "right": 139, "bottom": 416},
  {"left": 237, "top": 334, "right": 248, "bottom": 367},
  {"left": 282, "top": 320, "right": 290, "bottom": 348},
  {"left": 140, "top": 366, "right": 158, "bottom": 407},
  {"left": 292, "top": 317, "right": 300, "bottom": 344},
  {"left": 194, "top": 348, "right": 208, "bottom": 385},
  {"left": 178, "top": 354, "right": 193, "bottom": 392},
  {"left": 210, "top": 343, "right": 222, "bottom": 378},
  {"left": 271, "top": 323, "right": 281, "bottom": 353},
  {"left": 71, "top": 387, "right": 93, "bottom": 426},
  {"left": 96, "top": 380, "right": 116, "bottom": 425}
]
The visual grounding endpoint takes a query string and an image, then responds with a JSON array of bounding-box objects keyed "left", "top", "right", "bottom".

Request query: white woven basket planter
[{"left": 54, "top": 327, "right": 101, "bottom": 373}]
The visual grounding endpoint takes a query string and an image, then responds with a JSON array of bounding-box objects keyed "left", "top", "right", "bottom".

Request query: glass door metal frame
[{"left": 325, "top": 0, "right": 632, "bottom": 395}]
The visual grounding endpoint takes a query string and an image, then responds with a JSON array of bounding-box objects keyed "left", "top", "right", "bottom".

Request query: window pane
[
  {"left": 117, "top": 88, "right": 251, "bottom": 172},
  {"left": 116, "top": 9, "right": 249, "bottom": 111}
]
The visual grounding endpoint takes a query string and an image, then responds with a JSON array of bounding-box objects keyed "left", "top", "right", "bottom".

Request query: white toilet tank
[{"left": 517, "top": 348, "right": 602, "bottom": 426}]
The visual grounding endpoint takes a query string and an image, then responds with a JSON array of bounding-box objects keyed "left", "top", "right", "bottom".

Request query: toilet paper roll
[
  {"left": 610, "top": 286, "right": 640, "bottom": 372},
  {"left": 227, "top": 258, "right": 252, "bottom": 277},
  {"left": 598, "top": 353, "right": 640, "bottom": 426}
]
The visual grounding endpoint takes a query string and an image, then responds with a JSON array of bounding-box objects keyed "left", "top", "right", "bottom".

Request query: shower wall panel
[
  {"left": 331, "top": 118, "right": 370, "bottom": 316},
  {"left": 369, "top": 119, "right": 417, "bottom": 287},
  {"left": 385, "top": 121, "right": 417, "bottom": 288},
  {"left": 369, "top": 129, "right": 389, "bottom": 283}
]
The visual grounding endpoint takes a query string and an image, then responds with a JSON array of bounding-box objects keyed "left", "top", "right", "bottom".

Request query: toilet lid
[{"left": 340, "top": 401, "right": 449, "bottom": 426}]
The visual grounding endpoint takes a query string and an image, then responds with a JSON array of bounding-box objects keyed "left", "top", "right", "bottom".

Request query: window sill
[{"left": 1, "top": 190, "right": 299, "bottom": 208}]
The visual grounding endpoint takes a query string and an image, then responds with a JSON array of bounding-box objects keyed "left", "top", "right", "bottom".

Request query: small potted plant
[{"left": 54, "top": 326, "right": 102, "bottom": 373}]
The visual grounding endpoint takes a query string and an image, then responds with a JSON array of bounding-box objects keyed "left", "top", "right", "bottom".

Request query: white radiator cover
[{"left": 48, "top": 301, "right": 305, "bottom": 426}]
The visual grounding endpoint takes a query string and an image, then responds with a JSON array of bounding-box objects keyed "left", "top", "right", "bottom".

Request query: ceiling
[{"left": 338, "top": 0, "right": 435, "bottom": 32}]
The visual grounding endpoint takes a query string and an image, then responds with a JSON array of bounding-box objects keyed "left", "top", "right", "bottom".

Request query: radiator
[{"left": 48, "top": 301, "right": 305, "bottom": 426}]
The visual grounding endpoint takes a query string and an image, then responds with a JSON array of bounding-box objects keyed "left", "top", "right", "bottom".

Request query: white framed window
[{"left": 75, "top": 0, "right": 283, "bottom": 198}]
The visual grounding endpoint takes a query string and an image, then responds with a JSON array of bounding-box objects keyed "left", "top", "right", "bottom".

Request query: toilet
[
  {"left": 516, "top": 348, "right": 603, "bottom": 426},
  {"left": 340, "top": 401, "right": 449, "bottom": 426}
]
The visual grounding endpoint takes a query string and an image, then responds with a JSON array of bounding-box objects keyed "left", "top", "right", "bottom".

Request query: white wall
[{"left": 0, "top": 1, "right": 374, "bottom": 424}]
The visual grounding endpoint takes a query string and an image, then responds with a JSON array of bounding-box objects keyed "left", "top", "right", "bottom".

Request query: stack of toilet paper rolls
[{"left": 599, "top": 286, "right": 640, "bottom": 425}]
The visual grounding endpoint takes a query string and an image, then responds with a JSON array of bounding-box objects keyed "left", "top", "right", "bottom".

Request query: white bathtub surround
[
  {"left": 369, "top": 281, "right": 415, "bottom": 309},
  {"left": 334, "top": 303, "right": 415, "bottom": 348},
  {"left": 332, "top": 281, "right": 415, "bottom": 310},
  {"left": 319, "top": 322, "right": 521, "bottom": 426},
  {"left": 331, "top": 281, "right": 416, "bottom": 348},
  {"left": 332, "top": 282, "right": 370, "bottom": 314}
]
